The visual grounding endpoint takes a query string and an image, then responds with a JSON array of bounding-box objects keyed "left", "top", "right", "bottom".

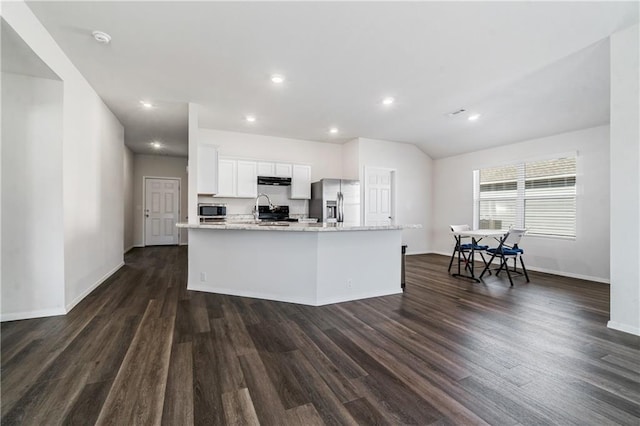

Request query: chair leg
[
  {"left": 460, "top": 251, "right": 474, "bottom": 273},
  {"left": 503, "top": 257, "right": 514, "bottom": 286},
  {"left": 520, "top": 256, "right": 530, "bottom": 282},
  {"left": 479, "top": 252, "right": 492, "bottom": 275},
  {"left": 447, "top": 246, "right": 457, "bottom": 273},
  {"left": 496, "top": 257, "right": 505, "bottom": 276}
]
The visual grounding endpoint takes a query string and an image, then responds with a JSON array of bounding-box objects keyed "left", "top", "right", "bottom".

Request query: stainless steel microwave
[{"left": 198, "top": 204, "right": 226, "bottom": 217}]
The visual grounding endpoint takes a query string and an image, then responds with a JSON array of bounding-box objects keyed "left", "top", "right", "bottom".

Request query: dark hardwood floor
[{"left": 2, "top": 246, "right": 639, "bottom": 425}]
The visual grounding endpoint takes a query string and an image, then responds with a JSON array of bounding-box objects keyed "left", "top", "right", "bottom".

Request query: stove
[{"left": 257, "top": 205, "right": 297, "bottom": 222}]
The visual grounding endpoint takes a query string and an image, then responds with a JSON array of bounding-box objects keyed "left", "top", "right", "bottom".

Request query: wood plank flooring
[{"left": 2, "top": 246, "right": 639, "bottom": 425}]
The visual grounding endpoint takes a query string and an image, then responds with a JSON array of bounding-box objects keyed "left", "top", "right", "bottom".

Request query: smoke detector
[{"left": 92, "top": 31, "right": 112, "bottom": 44}]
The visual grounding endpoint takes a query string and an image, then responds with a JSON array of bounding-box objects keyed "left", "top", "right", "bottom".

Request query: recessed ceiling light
[
  {"left": 382, "top": 97, "right": 395, "bottom": 106},
  {"left": 92, "top": 30, "right": 111, "bottom": 44},
  {"left": 140, "top": 101, "right": 153, "bottom": 108},
  {"left": 329, "top": 127, "right": 339, "bottom": 134},
  {"left": 271, "top": 74, "right": 285, "bottom": 84},
  {"left": 245, "top": 115, "right": 256, "bottom": 123},
  {"left": 468, "top": 114, "right": 481, "bottom": 121},
  {"left": 151, "top": 141, "right": 161, "bottom": 149}
]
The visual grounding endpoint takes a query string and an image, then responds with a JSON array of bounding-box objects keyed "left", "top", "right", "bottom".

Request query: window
[{"left": 475, "top": 155, "right": 576, "bottom": 238}]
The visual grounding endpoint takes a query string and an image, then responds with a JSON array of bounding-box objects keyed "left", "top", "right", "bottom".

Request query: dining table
[{"left": 450, "top": 229, "right": 508, "bottom": 282}]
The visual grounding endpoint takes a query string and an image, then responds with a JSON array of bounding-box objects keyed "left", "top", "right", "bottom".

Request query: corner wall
[
  {"left": 124, "top": 146, "right": 135, "bottom": 252},
  {"left": 609, "top": 24, "right": 640, "bottom": 336},
  {"left": 1, "top": 72, "right": 65, "bottom": 320},
  {"left": 2, "top": 1, "right": 125, "bottom": 318},
  {"left": 357, "top": 138, "right": 433, "bottom": 254},
  {"left": 432, "top": 125, "right": 610, "bottom": 283}
]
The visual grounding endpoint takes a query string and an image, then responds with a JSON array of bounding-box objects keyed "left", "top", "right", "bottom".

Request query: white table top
[{"left": 451, "top": 229, "right": 508, "bottom": 238}]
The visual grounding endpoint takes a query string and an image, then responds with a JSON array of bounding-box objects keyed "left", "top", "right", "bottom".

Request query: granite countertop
[{"left": 177, "top": 221, "right": 422, "bottom": 232}]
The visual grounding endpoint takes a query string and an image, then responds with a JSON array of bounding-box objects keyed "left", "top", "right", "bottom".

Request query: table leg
[{"left": 480, "top": 234, "right": 505, "bottom": 279}]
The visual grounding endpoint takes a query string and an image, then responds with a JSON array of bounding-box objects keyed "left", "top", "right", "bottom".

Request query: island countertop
[{"left": 177, "top": 221, "right": 421, "bottom": 232}]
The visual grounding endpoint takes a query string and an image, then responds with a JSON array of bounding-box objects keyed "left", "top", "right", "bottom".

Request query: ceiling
[{"left": 25, "top": 1, "right": 639, "bottom": 159}]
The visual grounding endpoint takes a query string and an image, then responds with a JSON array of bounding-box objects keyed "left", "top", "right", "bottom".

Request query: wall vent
[{"left": 447, "top": 108, "right": 466, "bottom": 116}]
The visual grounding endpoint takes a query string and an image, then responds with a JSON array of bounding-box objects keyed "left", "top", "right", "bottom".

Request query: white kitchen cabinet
[
  {"left": 197, "top": 143, "right": 218, "bottom": 194},
  {"left": 257, "top": 162, "right": 275, "bottom": 177},
  {"left": 291, "top": 164, "right": 312, "bottom": 199},
  {"left": 257, "top": 161, "right": 292, "bottom": 178},
  {"left": 236, "top": 160, "right": 258, "bottom": 198},
  {"left": 275, "top": 163, "right": 292, "bottom": 178},
  {"left": 216, "top": 158, "right": 236, "bottom": 197},
  {"left": 215, "top": 157, "right": 257, "bottom": 198}
]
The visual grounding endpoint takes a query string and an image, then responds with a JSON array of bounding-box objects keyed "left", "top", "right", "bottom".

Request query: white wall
[
  {"left": 198, "top": 128, "right": 343, "bottom": 216},
  {"left": 1, "top": 72, "right": 66, "bottom": 320},
  {"left": 123, "top": 146, "right": 135, "bottom": 252},
  {"left": 341, "top": 138, "right": 360, "bottom": 180},
  {"left": 432, "top": 125, "right": 610, "bottom": 282},
  {"left": 357, "top": 138, "right": 433, "bottom": 254},
  {"left": 133, "top": 154, "right": 189, "bottom": 246},
  {"left": 609, "top": 24, "right": 639, "bottom": 336},
  {"left": 2, "top": 1, "right": 125, "bottom": 317}
]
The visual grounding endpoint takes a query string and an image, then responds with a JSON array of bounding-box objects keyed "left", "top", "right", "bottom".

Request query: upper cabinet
[
  {"left": 236, "top": 160, "right": 258, "bottom": 198},
  {"left": 216, "top": 158, "right": 236, "bottom": 197},
  {"left": 213, "top": 156, "right": 310, "bottom": 199},
  {"left": 291, "top": 164, "right": 312, "bottom": 199},
  {"left": 215, "top": 157, "right": 257, "bottom": 198},
  {"left": 257, "top": 161, "right": 292, "bottom": 178},
  {"left": 197, "top": 143, "right": 218, "bottom": 194}
]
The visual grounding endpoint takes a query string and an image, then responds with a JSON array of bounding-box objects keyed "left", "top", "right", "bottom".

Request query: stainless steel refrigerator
[{"left": 309, "top": 179, "right": 360, "bottom": 224}]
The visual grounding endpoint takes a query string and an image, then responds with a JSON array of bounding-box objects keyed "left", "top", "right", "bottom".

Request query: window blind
[
  {"left": 478, "top": 164, "right": 519, "bottom": 230},
  {"left": 524, "top": 157, "right": 576, "bottom": 237},
  {"left": 476, "top": 156, "right": 576, "bottom": 237}
]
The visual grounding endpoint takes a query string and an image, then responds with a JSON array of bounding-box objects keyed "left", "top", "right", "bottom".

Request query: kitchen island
[{"left": 178, "top": 221, "right": 419, "bottom": 306}]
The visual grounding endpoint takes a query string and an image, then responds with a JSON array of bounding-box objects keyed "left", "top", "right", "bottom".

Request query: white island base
[{"left": 184, "top": 225, "right": 403, "bottom": 306}]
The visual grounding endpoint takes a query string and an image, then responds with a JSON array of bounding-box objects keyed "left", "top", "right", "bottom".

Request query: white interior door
[
  {"left": 364, "top": 168, "right": 394, "bottom": 225},
  {"left": 145, "top": 178, "right": 180, "bottom": 246}
]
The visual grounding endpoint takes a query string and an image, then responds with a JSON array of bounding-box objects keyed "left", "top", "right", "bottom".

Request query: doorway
[
  {"left": 364, "top": 167, "right": 396, "bottom": 225},
  {"left": 144, "top": 177, "right": 180, "bottom": 246}
]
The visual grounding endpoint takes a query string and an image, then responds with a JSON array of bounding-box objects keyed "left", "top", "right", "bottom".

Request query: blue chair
[
  {"left": 485, "top": 228, "right": 530, "bottom": 286},
  {"left": 448, "top": 224, "right": 490, "bottom": 274}
]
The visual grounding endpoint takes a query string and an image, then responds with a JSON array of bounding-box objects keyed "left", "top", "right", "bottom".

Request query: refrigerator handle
[{"left": 337, "top": 192, "right": 344, "bottom": 222}]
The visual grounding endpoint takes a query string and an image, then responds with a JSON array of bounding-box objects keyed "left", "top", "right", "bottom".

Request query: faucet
[{"left": 254, "top": 193, "right": 276, "bottom": 221}]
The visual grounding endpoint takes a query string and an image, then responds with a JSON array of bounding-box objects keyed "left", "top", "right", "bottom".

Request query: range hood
[{"left": 258, "top": 176, "right": 292, "bottom": 186}]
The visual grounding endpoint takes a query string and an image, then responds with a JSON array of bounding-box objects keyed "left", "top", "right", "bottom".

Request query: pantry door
[{"left": 364, "top": 167, "right": 395, "bottom": 225}]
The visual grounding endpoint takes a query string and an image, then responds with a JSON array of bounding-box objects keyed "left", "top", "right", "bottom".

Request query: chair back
[
  {"left": 504, "top": 228, "right": 527, "bottom": 246},
  {"left": 450, "top": 224, "right": 471, "bottom": 233}
]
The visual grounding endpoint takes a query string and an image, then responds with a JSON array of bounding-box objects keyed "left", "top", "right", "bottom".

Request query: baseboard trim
[
  {"left": 187, "top": 282, "right": 401, "bottom": 307},
  {"left": 1, "top": 307, "right": 66, "bottom": 322},
  {"left": 179, "top": 242, "right": 188, "bottom": 246},
  {"left": 607, "top": 320, "right": 640, "bottom": 336},
  {"left": 525, "top": 265, "right": 609, "bottom": 284},
  {"left": 124, "top": 245, "right": 136, "bottom": 254},
  {"left": 187, "top": 282, "right": 317, "bottom": 306},
  {"left": 406, "top": 250, "right": 430, "bottom": 256},
  {"left": 427, "top": 251, "right": 610, "bottom": 284},
  {"left": 65, "top": 261, "right": 125, "bottom": 313}
]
